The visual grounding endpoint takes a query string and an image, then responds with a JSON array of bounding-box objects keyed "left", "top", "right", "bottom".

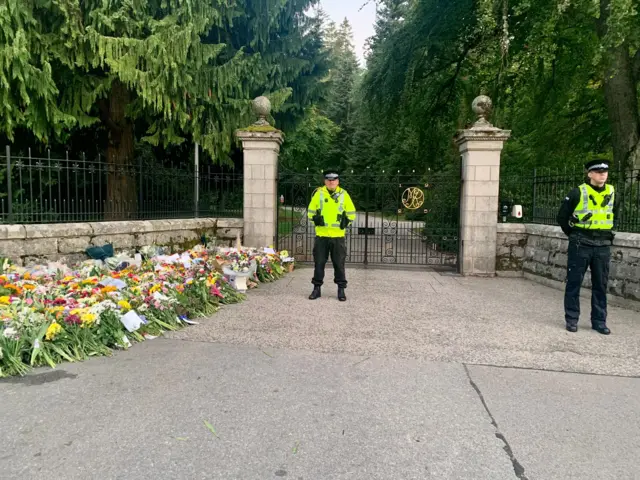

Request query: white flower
[
  {"left": 2, "top": 327, "right": 18, "bottom": 339},
  {"left": 89, "top": 300, "right": 118, "bottom": 315}
]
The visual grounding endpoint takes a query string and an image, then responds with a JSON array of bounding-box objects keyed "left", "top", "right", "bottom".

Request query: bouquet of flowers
[{"left": 0, "top": 243, "right": 293, "bottom": 377}]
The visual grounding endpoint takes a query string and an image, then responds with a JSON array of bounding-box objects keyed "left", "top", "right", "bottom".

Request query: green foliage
[
  {"left": 0, "top": 0, "right": 328, "bottom": 164},
  {"left": 355, "top": 0, "right": 640, "bottom": 174},
  {"left": 280, "top": 106, "right": 339, "bottom": 172},
  {"left": 323, "top": 18, "right": 361, "bottom": 169}
]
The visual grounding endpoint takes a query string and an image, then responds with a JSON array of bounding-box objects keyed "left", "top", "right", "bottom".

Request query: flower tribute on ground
[{"left": 0, "top": 246, "right": 294, "bottom": 377}]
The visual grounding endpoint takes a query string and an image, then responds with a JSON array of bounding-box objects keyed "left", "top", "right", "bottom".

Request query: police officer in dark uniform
[{"left": 557, "top": 159, "right": 619, "bottom": 334}]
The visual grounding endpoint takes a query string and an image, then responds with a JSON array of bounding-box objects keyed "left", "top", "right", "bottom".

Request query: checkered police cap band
[
  {"left": 324, "top": 173, "right": 339, "bottom": 180},
  {"left": 588, "top": 163, "right": 609, "bottom": 171}
]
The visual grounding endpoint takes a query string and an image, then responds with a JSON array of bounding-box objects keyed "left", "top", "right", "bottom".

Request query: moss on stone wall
[{"left": 240, "top": 125, "right": 283, "bottom": 134}]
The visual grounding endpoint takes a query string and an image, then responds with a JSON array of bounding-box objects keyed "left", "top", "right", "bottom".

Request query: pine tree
[
  {"left": 324, "top": 19, "right": 360, "bottom": 170},
  {"left": 0, "top": 0, "right": 324, "bottom": 215}
]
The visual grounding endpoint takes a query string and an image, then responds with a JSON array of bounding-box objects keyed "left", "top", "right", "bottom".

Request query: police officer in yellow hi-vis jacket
[
  {"left": 307, "top": 169, "right": 356, "bottom": 301},
  {"left": 557, "top": 159, "right": 619, "bottom": 335}
]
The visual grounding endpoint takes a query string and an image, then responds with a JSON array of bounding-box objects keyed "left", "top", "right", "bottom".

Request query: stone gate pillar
[
  {"left": 236, "top": 96, "right": 283, "bottom": 248},
  {"left": 455, "top": 96, "right": 511, "bottom": 276}
]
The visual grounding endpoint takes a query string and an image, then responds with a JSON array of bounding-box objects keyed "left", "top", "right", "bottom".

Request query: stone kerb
[
  {"left": 235, "top": 96, "right": 284, "bottom": 249},
  {"left": 455, "top": 95, "right": 511, "bottom": 276}
]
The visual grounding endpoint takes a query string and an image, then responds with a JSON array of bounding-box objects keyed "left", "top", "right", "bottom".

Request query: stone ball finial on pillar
[
  {"left": 252, "top": 96, "right": 271, "bottom": 126},
  {"left": 472, "top": 95, "right": 493, "bottom": 127}
]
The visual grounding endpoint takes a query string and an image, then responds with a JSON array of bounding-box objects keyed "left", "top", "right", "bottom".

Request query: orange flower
[
  {"left": 23, "top": 272, "right": 31, "bottom": 280},
  {"left": 22, "top": 284, "right": 36, "bottom": 291},
  {"left": 100, "top": 286, "right": 118, "bottom": 294},
  {"left": 5, "top": 284, "right": 22, "bottom": 295}
]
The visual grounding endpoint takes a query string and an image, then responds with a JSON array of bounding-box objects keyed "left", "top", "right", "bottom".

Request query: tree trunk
[
  {"left": 597, "top": 1, "right": 640, "bottom": 171},
  {"left": 104, "top": 80, "right": 138, "bottom": 220}
]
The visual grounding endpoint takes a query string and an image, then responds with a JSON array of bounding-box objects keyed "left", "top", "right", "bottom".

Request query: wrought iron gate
[{"left": 276, "top": 169, "right": 460, "bottom": 268}]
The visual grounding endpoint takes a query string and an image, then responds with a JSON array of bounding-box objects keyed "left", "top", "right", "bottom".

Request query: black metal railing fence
[
  {"left": 499, "top": 164, "right": 640, "bottom": 233},
  {"left": 0, "top": 146, "right": 243, "bottom": 224}
]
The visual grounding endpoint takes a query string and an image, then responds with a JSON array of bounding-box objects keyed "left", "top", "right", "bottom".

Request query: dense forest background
[{"left": 2, "top": 0, "right": 639, "bottom": 194}]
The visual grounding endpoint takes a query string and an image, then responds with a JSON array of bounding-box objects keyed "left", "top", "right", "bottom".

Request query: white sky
[{"left": 319, "top": 0, "right": 377, "bottom": 65}]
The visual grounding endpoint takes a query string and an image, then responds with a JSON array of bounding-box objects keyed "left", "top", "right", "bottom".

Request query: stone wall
[
  {"left": 0, "top": 218, "right": 243, "bottom": 266},
  {"left": 497, "top": 223, "right": 640, "bottom": 307},
  {"left": 495, "top": 224, "right": 528, "bottom": 273}
]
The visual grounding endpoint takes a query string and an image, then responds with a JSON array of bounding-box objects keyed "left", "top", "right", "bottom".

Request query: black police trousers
[
  {"left": 564, "top": 239, "right": 611, "bottom": 328},
  {"left": 312, "top": 236, "right": 347, "bottom": 288}
]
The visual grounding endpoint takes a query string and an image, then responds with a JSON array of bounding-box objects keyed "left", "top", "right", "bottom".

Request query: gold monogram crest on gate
[{"left": 401, "top": 186, "right": 425, "bottom": 210}]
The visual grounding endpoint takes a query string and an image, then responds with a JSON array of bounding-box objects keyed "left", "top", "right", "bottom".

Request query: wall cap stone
[
  {"left": 611, "top": 232, "right": 640, "bottom": 249},
  {"left": 521, "top": 223, "right": 640, "bottom": 247},
  {"left": 524, "top": 224, "right": 566, "bottom": 239},
  {"left": 455, "top": 128, "right": 512, "bottom": 146},
  {"left": 235, "top": 130, "right": 283, "bottom": 142},
  {"left": 2, "top": 218, "right": 243, "bottom": 238},
  {"left": 497, "top": 223, "right": 526, "bottom": 234},
  {"left": 0, "top": 224, "right": 27, "bottom": 240},
  {"left": 25, "top": 223, "right": 94, "bottom": 239}
]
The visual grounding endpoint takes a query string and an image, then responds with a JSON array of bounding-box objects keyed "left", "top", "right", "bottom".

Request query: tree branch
[{"left": 426, "top": 36, "right": 481, "bottom": 114}]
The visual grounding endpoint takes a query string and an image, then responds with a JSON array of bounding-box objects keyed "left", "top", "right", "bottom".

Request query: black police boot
[
  {"left": 338, "top": 287, "right": 346, "bottom": 302},
  {"left": 309, "top": 286, "right": 321, "bottom": 300},
  {"left": 592, "top": 325, "right": 611, "bottom": 335},
  {"left": 566, "top": 324, "right": 578, "bottom": 333}
]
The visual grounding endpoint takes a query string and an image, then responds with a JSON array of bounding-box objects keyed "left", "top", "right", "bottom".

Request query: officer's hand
[
  {"left": 313, "top": 213, "right": 325, "bottom": 227},
  {"left": 339, "top": 213, "right": 351, "bottom": 230}
]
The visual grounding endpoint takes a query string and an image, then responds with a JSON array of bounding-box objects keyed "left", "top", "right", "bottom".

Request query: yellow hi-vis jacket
[
  {"left": 573, "top": 183, "right": 615, "bottom": 230},
  {"left": 307, "top": 186, "right": 356, "bottom": 237}
]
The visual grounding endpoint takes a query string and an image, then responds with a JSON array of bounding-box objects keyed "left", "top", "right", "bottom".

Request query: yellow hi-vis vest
[
  {"left": 307, "top": 186, "right": 356, "bottom": 237},
  {"left": 572, "top": 183, "right": 615, "bottom": 230}
]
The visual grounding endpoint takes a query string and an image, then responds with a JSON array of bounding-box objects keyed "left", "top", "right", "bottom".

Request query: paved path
[{"left": 2, "top": 269, "right": 639, "bottom": 479}]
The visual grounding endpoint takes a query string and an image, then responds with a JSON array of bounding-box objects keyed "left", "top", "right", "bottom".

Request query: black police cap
[
  {"left": 323, "top": 169, "right": 339, "bottom": 180},
  {"left": 585, "top": 159, "right": 610, "bottom": 172}
]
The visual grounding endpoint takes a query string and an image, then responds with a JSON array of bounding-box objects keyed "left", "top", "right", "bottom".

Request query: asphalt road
[{"left": 2, "top": 269, "right": 639, "bottom": 479}]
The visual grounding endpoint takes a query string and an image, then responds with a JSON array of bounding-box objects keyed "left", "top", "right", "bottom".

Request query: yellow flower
[
  {"left": 149, "top": 284, "right": 161, "bottom": 294},
  {"left": 22, "top": 284, "right": 36, "bottom": 291},
  {"left": 0, "top": 296, "right": 10, "bottom": 305},
  {"left": 45, "top": 322, "right": 62, "bottom": 341},
  {"left": 118, "top": 300, "right": 132, "bottom": 312},
  {"left": 81, "top": 313, "right": 96, "bottom": 326},
  {"left": 62, "top": 276, "right": 75, "bottom": 282}
]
